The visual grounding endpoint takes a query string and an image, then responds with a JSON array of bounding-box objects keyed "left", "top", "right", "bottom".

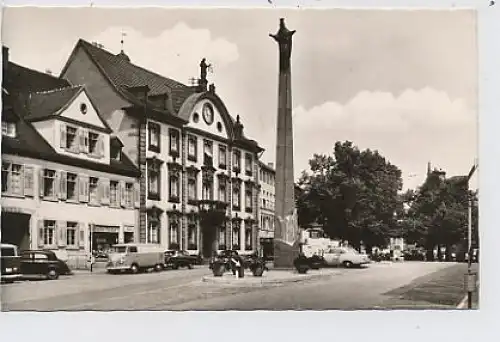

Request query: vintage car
[
  {"left": 20, "top": 250, "right": 73, "bottom": 280},
  {"left": 107, "top": 243, "right": 164, "bottom": 274},
  {"left": 322, "top": 247, "right": 371, "bottom": 268},
  {"left": 164, "top": 250, "right": 197, "bottom": 269},
  {"left": 1, "top": 243, "right": 22, "bottom": 283}
]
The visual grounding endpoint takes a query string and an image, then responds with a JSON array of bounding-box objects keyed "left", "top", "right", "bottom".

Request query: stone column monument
[{"left": 270, "top": 18, "right": 300, "bottom": 268}]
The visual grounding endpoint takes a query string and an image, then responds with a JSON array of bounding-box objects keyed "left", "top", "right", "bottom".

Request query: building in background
[
  {"left": 258, "top": 161, "right": 275, "bottom": 259},
  {"left": 60, "top": 40, "right": 263, "bottom": 257},
  {"left": 1, "top": 46, "right": 140, "bottom": 268}
]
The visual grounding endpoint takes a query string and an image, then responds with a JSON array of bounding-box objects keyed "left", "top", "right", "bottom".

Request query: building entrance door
[
  {"left": 202, "top": 227, "right": 216, "bottom": 258},
  {"left": 1, "top": 211, "right": 31, "bottom": 251}
]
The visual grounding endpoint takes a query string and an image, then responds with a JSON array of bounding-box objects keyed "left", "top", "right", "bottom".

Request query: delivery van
[{"left": 106, "top": 243, "right": 164, "bottom": 274}]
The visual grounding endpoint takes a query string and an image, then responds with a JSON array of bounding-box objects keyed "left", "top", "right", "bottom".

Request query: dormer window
[
  {"left": 2, "top": 121, "right": 16, "bottom": 138},
  {"left": 66, "top": 126, "right": 77, "bottom": 150}
]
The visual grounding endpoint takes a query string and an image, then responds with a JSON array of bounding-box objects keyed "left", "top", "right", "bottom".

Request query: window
[
  {"left": 232, "top": 221, "right": 241, "bottom": 250},
  {"left": 43, "top": 169, "right": 56, "bottom": 198},
  {"left": 203, "top": 140, "right": 213, "bottom": 167},
  {"left": 88, "top": 132, "right": 99, "bottom": 155},
  {"left": 218, "top": 223, "right": 226, "bottom": 250},
  {"left": 129, "top": 246, "right": 138, "bottom": 253},
  {"left": 110, "top": 181, "right": 119, "bottom": 206},
  {"left": 1, "top": 162, "right": 23, "bottom": 196},
  {"left": 233, "top": 185, "right": 241, "bottom": 210},
  {"left": 169, "top": 172, "right": 180, "bottom": 202},
  {"left": 43, "top": 220, "right": 56, "bottom": 245},
  {"left": 125, "top": 183, "right": 134, "bottom": 207},
  {"left": 187, "top": 172, "right": 197, "bottom": 204},
  {"left": 2, "top": 121, "right": 16, "bottom": 138},
  {"left": 218, "top": 144, "right": 227, "bottom": 169},
  {"left": 148, "top": 122, "right": 161, "bottom": 152},
  {"left": 66, "top": 173, "right": 77, "bottom": 201},
  {"left": 66, "top": 126, "right": 77, "bottom": 150},
  {"left": 89, "top": 177, "right": 99, "bottom": 204},
  {"left": 169, "top": 129, "right": 179, "bottom": 156},
  {"left": 188, "top": 217, "right": 197, "bottom": 250},
  {"left": 187, "top": 135, "right": 197, "bottom": 162},
  {"left": 169, "top": 217, "right": 180, "bottom": 249},
  {"left": 147, "top": 160, "right": 161, "bottom": 200},
  {"left": 233, "top": 149, "right": 241, "bottom": 172},
  {"left": 218, "top": 179, "right": 227, "bottom": 203},
  {"left": 245, "top": 153, "right": 253, "bottom": 176},
  {"left": 66, "top": 222, "right": 77, "bottom": 246},
  {"left": 245, "top": 227, "right": 252, "bottom": 251},
  {"left": 202, "top": 182, "right": 213, "bottom": 201},
  {"left": 245, "top": 188, "right": 252, "bottom": 213},
  {"left": 148, "top": 220, "right": 160, "bottom": 244}
]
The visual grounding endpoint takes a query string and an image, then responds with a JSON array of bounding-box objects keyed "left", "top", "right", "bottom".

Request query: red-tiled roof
[
  {"left": 77, "top": 39, "right": 195, "bottom": 112},
  {"left": 25, "top": 85, "right": 83, "bottom": 120}
]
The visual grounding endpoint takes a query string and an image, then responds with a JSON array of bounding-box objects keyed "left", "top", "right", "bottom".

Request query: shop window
[
  {"left": 43, "top": 220, "right": 56, "bottom": 246},
  {"left": 2, "top": 121, "right": 16, "bottom": 138},
  {"left": 1, "top": 162, "right": 23, "bottom": 196},
  {"left": 148, "top": 122, "right": 161, "bottom": 152},
  {"left": 187, "top": 135, "right": 197, "bottom": 162},
  {"left": 218, "top": 144, "right": 227, "bottom": 169},
  {"left": 67, "top": 173, "right": 78, "bottom": 201},
  {"left": 245, "top": 153, "right": 253, "bottom": 176},
  {"left": 110, "top": 181, "right": 119, "bottom": 206},
  {"left": 66, "top": 222, "right": 78, "bottom": 246},
  {"left": 89, "top": 177, "right": 99, "bottom": 205}
]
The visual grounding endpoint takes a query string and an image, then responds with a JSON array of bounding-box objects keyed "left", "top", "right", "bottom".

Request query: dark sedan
[
  {"left": 20, "top": 250, "right": 73, "bottom": 280},
  {"left": 164, "top": 250, "right": 197, "bottom": 269}
]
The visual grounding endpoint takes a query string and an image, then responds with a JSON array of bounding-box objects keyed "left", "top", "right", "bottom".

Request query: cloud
[
  {"left": 19, "top": 22, "right": 239, "bottom": 84},
  {"left": 289, "top": 88, "right": 477, "bottom": 190}
]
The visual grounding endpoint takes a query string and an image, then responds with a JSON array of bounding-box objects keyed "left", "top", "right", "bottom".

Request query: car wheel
[
  {"left": 343, "top": 261, "right": 353, "bottom": 268},
  {"left": 47, "top": 269, "right": 59, "bottom": 280},
  {"left": 130, "top": 264, "right": 139, "bottom": 274},
  {"left": 154, "top": 263, "right": 163, "bottom": 272},
  {"left": 187, "top": 264, "right": 193, "bottom": 270},
  {"left": 172, "top": 264, "right": 179, "bottom": 270}
]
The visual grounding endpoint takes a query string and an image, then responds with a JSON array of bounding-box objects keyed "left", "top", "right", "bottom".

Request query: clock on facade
[{"left": 202, "top": 103, "right": 214, "bottom": 125}]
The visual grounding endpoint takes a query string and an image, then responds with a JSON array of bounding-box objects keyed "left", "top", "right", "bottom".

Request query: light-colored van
[
  {"left": 1, "top": 243, "right": 22, "bottom": 283},
  {"left": 106, "top": 243, "right": 164, "bottom": 274}
]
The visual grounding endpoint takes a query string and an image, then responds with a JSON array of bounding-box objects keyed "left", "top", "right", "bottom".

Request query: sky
[{"left": 1, "top": 7, "right": 478, "bottom": 190}]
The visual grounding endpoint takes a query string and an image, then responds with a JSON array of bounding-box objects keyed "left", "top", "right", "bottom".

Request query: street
[{"left": 1, "top": 262, "right": 475, "bottom": 311}]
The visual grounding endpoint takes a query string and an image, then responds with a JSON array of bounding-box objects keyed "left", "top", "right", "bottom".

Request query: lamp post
[{"left": 465, "top": 160, "right": 478, "bottom": 309}]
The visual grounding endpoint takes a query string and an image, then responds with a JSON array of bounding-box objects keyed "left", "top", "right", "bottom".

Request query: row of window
[
  {"left": 147, "top": 161, "right": 255, "bottom": 211},
  {"left": 146, "top": 215, "right": 199, "bottom": 248},
  {"left": 60, "top": 123, "right": 105, "bottom": 158},
  {"left": 38, "top": 220, "right": 84, "bottom": 248},
  {"left": 260, "top": 169, "right": 275, "bottom": 186},
  {"left": 1, "top": 161, "right": 136, "bottom": 208},
  {"left": 218, "top": 223, "right": 254, "bottom": 251},
  {"left": 148, "top": 122, "right": 254, "bottom": 175},
  {"left": 260, "top": 214, "right": 275, "bottom": 232}
]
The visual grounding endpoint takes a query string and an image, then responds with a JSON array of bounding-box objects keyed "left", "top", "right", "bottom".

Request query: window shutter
[
  {"left": 24, "top": 165, "right": 35, "bottom": 197},
  {"left": 39, "top": 168, "right": 44, "bottom": 198},
  {"left": 96, "top": 178, "right": 102, "bottom": 206},
  {"left": 120, "top": 181, "right": 126, "bottom": 207},
  {"left": 101, "top": 178, "right": 110, "bottom": 205},
  {"left": 79, "top": 174, "right": 89, "bottom": 202},
  {"left": 54, "top": 171, "right": 60, "bottom": 200},
  {"left": 60, "top": 123, "right": 67, "bottom": 148},
  {"left": 59, "top": 171, "right": 67, "bottom": 200},
  {"left": 134, "top": 183, "right": 140, "bottom": 208},
  {"left": 38, "top": 220, "right": 45, "bottom": 248},
  {"left": 57, "top": 221, "right": 67, "bottom": 247},
  {"left": 78, "top": 222, "right": 85, "bottom": 248}
]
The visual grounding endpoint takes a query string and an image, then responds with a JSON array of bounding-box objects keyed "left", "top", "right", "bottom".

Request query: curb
[{"left": 456, "top": 280, "right": 479, "bottom": 309}]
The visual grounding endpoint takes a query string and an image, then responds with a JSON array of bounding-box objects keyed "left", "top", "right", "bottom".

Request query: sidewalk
[
  {"left": 378, "top": 263, "right": 479, "bottom": 309},
  {"left": 201, "top": 268, "right": 342, "bottom": 287}
]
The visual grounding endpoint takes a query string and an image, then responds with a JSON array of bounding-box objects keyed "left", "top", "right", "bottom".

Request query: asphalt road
[{"left": 1, "top": 262, "right": 470, "bottom": 311}]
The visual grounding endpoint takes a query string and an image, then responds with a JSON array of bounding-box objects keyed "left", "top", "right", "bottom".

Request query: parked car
[
  {"left": 209, "top": 250, "right": 255, "bottom": 270},
  {"left": 106, "top": 243, "right": 164, "bottom": 274},
  {"left": 1, "top": 243, "right": 22, "bottom": 283},
  {"left": 164, "top": 250, "right": 197, "bottom": 269},
  {"left": 403, "top": 249, "right": 426, "bottom": 261},
  {"left": 322, "top": 247, "right": 371, "bottom": 268},
  {"left": 20, "top": 250, "right": 73, "bottom": 280}
]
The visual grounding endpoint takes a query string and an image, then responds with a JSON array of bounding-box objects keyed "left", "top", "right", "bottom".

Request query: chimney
[
  {"left": 234, "top": 115, "right": 244, "bottom": 139},
  {"left": 3, "top": 46, "right": 9, "bottom": 72}
]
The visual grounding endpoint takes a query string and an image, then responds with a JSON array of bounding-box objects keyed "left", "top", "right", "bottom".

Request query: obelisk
[{"left": 270, "top": 18, "right": 300, "bottom": 268}]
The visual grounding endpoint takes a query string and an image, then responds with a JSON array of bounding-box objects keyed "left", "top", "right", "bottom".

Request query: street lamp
[{"left": 465, "top": 160, "right": 478, "bottom": 309}]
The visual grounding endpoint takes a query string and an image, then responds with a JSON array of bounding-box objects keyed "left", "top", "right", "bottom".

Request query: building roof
[
  {"left": 2, "top": 60, "right": 139, "bottom": 177},
  {"left": 24, "top": 85, "right": 83, "bottom": 120}
]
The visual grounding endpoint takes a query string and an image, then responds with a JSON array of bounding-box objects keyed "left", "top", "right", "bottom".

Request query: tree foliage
[{"left": 296, "top": 141, "right": 403, "bottom": 249}]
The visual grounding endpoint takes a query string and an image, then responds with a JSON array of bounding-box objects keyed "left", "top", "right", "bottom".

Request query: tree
[{"left": 296, "top": 141, "right": 403, "bottom": 252}]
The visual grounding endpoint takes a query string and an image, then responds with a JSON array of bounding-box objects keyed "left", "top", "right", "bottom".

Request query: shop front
[
  {"left": 1, "top": 209, "right": 31, "bottom": 252},
  {"left": 91, "top": 225, "right": 120, "bottom": 260}
]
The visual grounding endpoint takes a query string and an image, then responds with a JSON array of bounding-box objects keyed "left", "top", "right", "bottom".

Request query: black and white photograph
[{"left": 1, "top": 6, "right": 479, "bottom": 312}]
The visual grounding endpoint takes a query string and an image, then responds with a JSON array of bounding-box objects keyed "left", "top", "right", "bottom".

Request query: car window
[
  {"left": 21, "top": 252, "right": 32, "bottom": 259},
  {"left": 129, "top": 246, "right": 138, "bottom": 253},
  {"left": 34, "top": 253, "right": 48, "bottom": 260},
  {"left": 1, "top": 247, "right": 17, "bottom": 257}
]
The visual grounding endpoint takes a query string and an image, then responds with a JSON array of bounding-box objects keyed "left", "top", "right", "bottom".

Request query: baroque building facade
[
  {"left": 1, "top": 46, "right": 140, "bottom": 268},
  {"left": 60, "top": 40, "right": 263, "bottom": 257}
]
